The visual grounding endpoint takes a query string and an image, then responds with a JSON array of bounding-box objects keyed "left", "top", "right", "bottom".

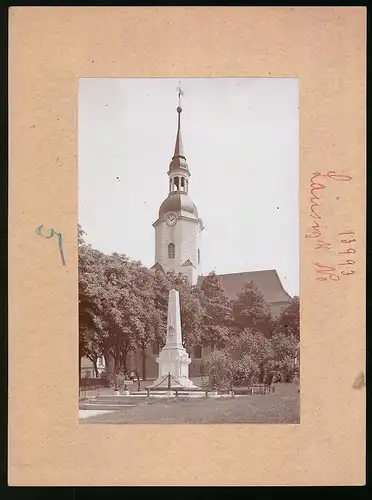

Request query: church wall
[
  {"left": 155, "top": 217, "right": 200, "bottom": 284},
  {"left": 81, "top": 356, "right": 95, "bottom": 378},
  {"left": 143, "top": 352, "right": 158, "bottom": 379},
  {"left": 179, "top": 218, "right": 199, "bottom": 267},
  {"left": 182, "top": 263, "right": 199, "bottom": 287},
  {"left": 271, "top": 300, "right": 291, "bottom": 317},
  {"left": 195, "top": 225, "right": 202, "bottom": 276}
]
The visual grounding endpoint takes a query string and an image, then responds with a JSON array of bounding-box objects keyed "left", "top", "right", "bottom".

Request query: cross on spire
[{"left": 176, "top": 82, "right": 184, "bottom": 110}]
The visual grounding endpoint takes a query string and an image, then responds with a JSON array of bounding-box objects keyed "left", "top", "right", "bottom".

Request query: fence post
[{"left": 167, "top": 372, "right": 171, "bottom": 389}]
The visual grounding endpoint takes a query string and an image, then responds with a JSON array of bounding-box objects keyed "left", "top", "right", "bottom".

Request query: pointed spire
[
  {"left": 173, "top": 105, "right": 185, "bottom": 159},
  {"left": 170, "top": 85, "right": 188, "bottom": 171}
]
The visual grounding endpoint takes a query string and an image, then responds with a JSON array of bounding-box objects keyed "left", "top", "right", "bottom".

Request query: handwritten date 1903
[{"left": 315, "top": 230, "right": 356, "bottom": 281}]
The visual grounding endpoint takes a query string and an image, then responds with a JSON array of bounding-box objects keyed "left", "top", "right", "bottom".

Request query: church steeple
[
  {"left": 168, "top": 85, "right": 189, "bottom": 179},
  {"left": 152, "top": 85, "right": 204, "bottom": 287}
]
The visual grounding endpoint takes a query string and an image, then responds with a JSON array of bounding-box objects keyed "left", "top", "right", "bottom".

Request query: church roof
[
  {"left": 159, "top": 192, "right": 199, "bottom": 219},
  {"left": 197, "top": 270, "right": 292, "bottom": 304},
  {"left": 151, "top": 262, "right": 165, "bottom": 273},
  {"left": 182, "top": 259, "right": 196, "bottom": 268}
]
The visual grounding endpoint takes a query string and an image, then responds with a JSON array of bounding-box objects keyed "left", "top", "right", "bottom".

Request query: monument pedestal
[
  {"left": 151, "top": 346, "right": 198, "bottom": 388},
  {"left": 148, "top": 289, "right": 199, "bottom": 390}
]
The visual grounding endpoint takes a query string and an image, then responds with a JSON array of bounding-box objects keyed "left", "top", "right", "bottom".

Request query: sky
[{"left": 78, "top": 78, "right": 299, "bottom": 297}]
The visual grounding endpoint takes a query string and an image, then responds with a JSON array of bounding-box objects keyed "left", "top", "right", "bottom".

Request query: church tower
[{"left": 152, "top": 89, "right": 204, "bottom": 286}]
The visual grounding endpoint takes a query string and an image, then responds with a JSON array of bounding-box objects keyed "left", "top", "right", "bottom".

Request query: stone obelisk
[{"left": 150, "top": 289, "right": 198, "bottom": 388}]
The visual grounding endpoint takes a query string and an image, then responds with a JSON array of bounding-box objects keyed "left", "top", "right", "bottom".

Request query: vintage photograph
[{"left": 78, "top": 77, "right": 299, "bottom": 424}]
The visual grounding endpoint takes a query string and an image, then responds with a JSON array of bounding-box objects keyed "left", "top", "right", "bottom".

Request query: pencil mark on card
[{"left": 36, "top": 225, "right": 66, "bottom": 266}]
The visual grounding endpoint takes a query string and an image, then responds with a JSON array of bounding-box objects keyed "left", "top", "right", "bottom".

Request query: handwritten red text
[{"left": 304, "top": 171, "right": 355, "bottom": 282}]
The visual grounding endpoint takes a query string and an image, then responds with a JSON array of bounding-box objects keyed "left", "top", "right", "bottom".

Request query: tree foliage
[
  {"left": 204, "top": 329, "right": 299, "bottom": 389},
  {"left": 232, "top": 281, "right": 274, "bottom": 337},
  {"left": 198, "top": 271, "right": 234, "bottom": 348},
  {"left": 274, "top": 296, "right": 300, "bottom": 340},
  {"left": 78, "top": 225, "right": 300, "bottom": 385}
]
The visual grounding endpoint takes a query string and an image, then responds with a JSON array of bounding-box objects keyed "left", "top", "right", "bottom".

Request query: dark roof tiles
[{"left": 197, "top": 270, "right": 292, "bottom": 304}]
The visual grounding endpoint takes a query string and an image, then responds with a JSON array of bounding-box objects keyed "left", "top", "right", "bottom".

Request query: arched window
[
  {"left": 168, "top": 243, "right": 175, "bottom": 259},
  {"left": 198, "top": 249, "right": 201, "bottom": 264}
]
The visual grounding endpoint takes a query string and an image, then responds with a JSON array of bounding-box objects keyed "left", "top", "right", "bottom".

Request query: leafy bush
[
  {"left": 108, "top": 370, "right": 127, "bottom": 389},
  {"left": 204, "top": 329, "right": 299, "bottom": 387},
  {"left": 205, "top": 349, "right": 234, "bottom": 389}
]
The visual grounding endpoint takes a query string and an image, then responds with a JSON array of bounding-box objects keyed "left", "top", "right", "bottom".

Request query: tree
[
  {"left": 79, "top": 325, "right": 103, "bottom": 378},
  {"left": 274, "top": 296, "right": 300, "bottom": 340},
  {"left": 79, "top": 231, "right": 141, "bottom": 378},
  {"left": 100, "top": 253, "right": 138, "bottom": 373},
  {"left": 78, "top": 223, "right": 86, "bottom": 246},
  {"left": 198, "top": 271, "right": 234, "bottom": 348},
  {"left": 131, "top": 264, "right": 163, "bottom": 380},
  {"left": 204, "top": 349, "right": 235, "bottom": 389},
  {"left": 78, "top": 227, "right": 109, "bottom": 377},
  {"left": 232, "top": 281, "right": 274, "bottom": 337},
  {"left": 229, "top": 330, "right": 274, "bottom": 384},
  {"left": 151, "top": 269, "right": 171, "bottom": 348},
  {"left": 98, "top": 254, "right": 163, "bottom": 379},
  {"left": 204, "top": 330, "right": 272, "bottom": 388},
  {"left": 269, "top": 332, "right": 299, "bottom": 382}
]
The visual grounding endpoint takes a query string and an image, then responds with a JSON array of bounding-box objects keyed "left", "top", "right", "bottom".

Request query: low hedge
[{"left": 80, "top": 378, "right": 110, "bottom": 388}]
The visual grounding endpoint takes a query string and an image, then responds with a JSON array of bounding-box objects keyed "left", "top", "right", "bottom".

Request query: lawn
[{"left": 79, "top": 383, "right": 300, "bottom": 424}]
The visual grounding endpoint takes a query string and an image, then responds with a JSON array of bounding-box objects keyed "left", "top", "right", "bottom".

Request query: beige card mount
[{"left": 8, "top": 7, "right": 365, "bottom": 486}]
